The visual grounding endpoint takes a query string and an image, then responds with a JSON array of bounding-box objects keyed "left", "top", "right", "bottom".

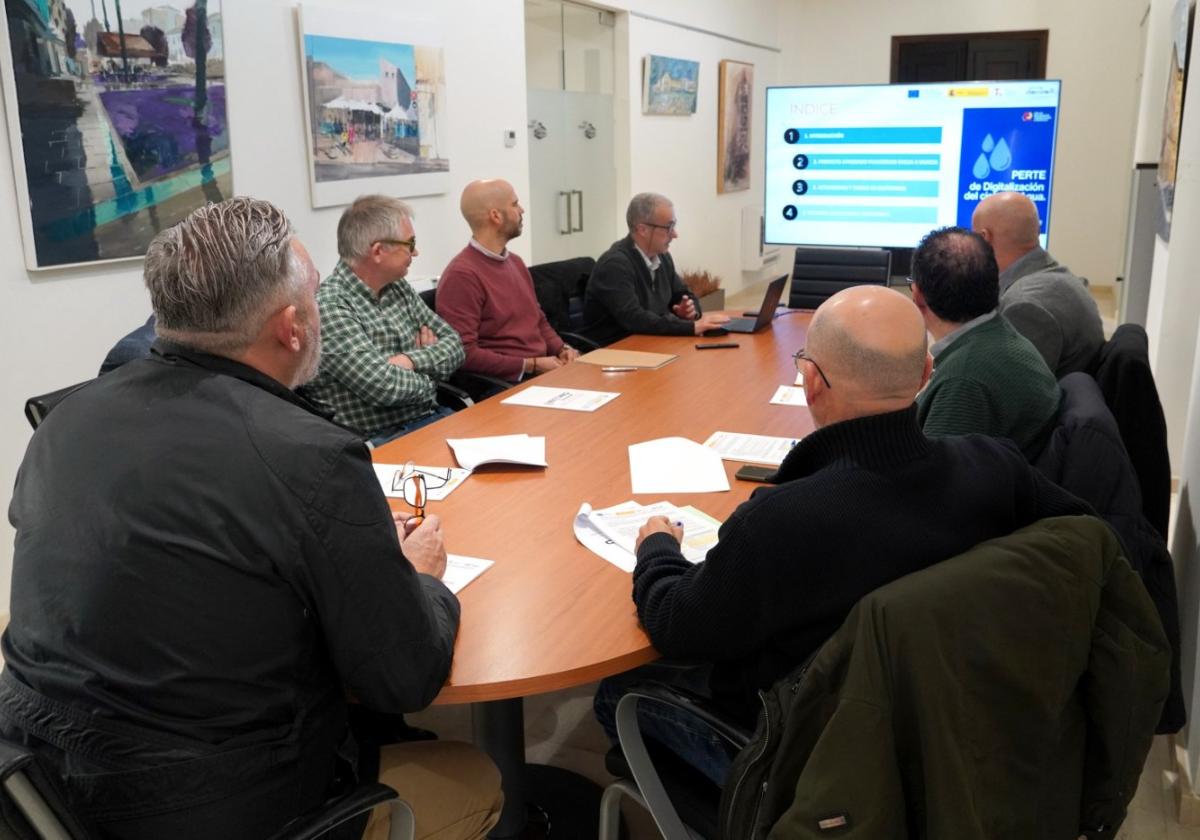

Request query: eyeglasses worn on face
[
  {"left": 376, "top": 237, "right": 417, "bottom": 253},
  {"left": 793, "top": 347, "right": 832, "bottom": 389},
  {"left": 642, "top": 220, "right": 677, "bottom": 233}
]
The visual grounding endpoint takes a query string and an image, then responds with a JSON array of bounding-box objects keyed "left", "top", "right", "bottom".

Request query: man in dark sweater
[
  {"left": 911, "top": 225, "right": 1061, "bottom": 460},
  {"left": 436, "top": 179, "right": 579, "bottom": 381},
  {"left": 582, "top": 192, "right": 729, "bottom": 345},
  {"left": 593, "top": 285, "right": 1090, "bottom": 785}
]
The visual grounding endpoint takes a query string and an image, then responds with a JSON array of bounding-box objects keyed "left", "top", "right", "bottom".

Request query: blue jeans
[
  {"left": 594, "top": 661, "right": 734, "bottom": 787},
  {"left": 368, "top": 405, "right": 455, "bottom": 448}
]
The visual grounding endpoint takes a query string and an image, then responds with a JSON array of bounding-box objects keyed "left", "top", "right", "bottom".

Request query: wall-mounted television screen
[{"left": 764, "top": 80, "right": 1062, "bottom": 250}]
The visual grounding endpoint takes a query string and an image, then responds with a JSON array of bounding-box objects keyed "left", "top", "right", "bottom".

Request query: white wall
[
  {"left": 1154, "top": 1, "right": 1200, "bottom": 788},
  {"left": 0, "top": 0, "right": 533, "bottom": 610},
  {"left": 777, "top": 0, "right": 1146, "bottom": 293},
  {"left": 619, "top": 11, "right": 781, "bottom": 296}
]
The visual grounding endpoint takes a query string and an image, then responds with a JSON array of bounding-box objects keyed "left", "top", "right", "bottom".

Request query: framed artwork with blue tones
[
  {"left": 0, "top": 0, "right": 231, "bottom": 270},
  {"left": 297, "top": 4, "right": 449, "bottom": 209},
  {"left": 642, "top": 54, "right": 698, "bottom": 116}
]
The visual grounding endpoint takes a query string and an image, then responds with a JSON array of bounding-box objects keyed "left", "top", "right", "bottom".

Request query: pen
[{"left": 602, "top": 366, "right": 638, "bottom": 372}]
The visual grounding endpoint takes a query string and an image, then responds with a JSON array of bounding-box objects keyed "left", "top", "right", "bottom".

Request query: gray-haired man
[
  {"left": 582, "top": 192, "right": 729, "bottom": 346},
  {"left": 304, "top": 194, "right": 465, "bottom": 444},
  {"left": 2, "top": 198, "right": 501, "bottom": 839}
]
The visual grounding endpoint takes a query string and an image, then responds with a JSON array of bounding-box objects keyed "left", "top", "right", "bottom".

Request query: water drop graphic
[
  {"left": 989, "top": 138, "right": 1012, "bottom": 171},
  {"left": 981, "top": 134, "right": 995, "bottom": 153},
  {"left": 972, "top": 153, "right": 991, "bottom": 179}
]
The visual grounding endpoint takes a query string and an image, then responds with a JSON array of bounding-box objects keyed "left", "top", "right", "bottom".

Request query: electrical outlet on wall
[{"left": 503, "top": 129, "right": 517, "bottom": 148}]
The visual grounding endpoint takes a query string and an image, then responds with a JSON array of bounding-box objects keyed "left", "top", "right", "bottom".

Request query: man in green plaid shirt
[{"left": 304, "top": 196, "right": 464, "bottom": 443}]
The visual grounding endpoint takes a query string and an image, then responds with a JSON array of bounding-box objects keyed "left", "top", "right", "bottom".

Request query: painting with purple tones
[
  {"left": 0, "top": 0, "right": 232, "bottom": 269},
  {"left": 296, "top": 4, "right": 450, "bottom": 208}
]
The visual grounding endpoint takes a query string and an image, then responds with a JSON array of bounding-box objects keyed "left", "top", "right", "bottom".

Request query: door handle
[
  {"left": 558, "top": 191, "right": 571, "bottom": 235},
  {"left": 571, "top": 190, "right": 583, "bottom": 233}
]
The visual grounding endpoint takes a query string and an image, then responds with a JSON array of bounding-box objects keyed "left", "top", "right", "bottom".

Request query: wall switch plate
[{"left": 504, "top": 129, "right": 517, "bottom": 148}]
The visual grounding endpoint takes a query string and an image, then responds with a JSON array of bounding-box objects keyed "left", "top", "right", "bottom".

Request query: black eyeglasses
[
  {"left": 376, "top": 236, "right": 417, "bottom": 252},
  {"left": 793, "top": 347, "right": 832, "bottom": 389},
  {"left": 392, "top": 463, "right": 452, "bottom": 523},
  {"left": 642, "top": 220, "right": 677, "bottom": 233}
]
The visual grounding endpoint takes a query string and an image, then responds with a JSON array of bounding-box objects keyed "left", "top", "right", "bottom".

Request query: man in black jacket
[
  {"left": 582, "top": 192, "right": 729, "bottom": 345},
  {"left": 2, "top": 198, "right": 501, "bottom": 839},
  {"left": 594, "top": 284, "right": 1091, "bottom": 785}
]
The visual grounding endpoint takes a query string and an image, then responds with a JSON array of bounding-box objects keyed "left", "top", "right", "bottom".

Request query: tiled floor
[{"left": 408, "top": 279, "right": 1197, "bottom": 839}]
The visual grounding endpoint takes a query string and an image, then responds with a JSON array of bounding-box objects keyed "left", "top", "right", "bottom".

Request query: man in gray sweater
[{"left": 972, "top": 191, "right": 1104, "bottom": 376}]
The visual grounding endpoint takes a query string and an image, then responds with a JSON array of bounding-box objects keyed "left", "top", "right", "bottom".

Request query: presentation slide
[{"left": 764, "top": 80, "right": 1062, "bottom": 250}]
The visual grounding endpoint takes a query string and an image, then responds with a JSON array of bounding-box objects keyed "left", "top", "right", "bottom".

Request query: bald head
[
  {"left": 807, "top": 285, "right": 929, "bottom": 406},
  {"left": 460, "top": 179, "right": 522, "bottom": 240},
  {"left": 972, "top": 192, "right": 1041, "bottom": 269}
]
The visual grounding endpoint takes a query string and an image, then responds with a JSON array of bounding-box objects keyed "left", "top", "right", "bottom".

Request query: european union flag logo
[{"left": 907, "top": 90, "right": 920, "bottom": 98}]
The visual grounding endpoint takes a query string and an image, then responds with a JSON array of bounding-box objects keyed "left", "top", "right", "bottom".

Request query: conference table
[{"left": 372, "top": 311, "right": 814, "bottom": 836}]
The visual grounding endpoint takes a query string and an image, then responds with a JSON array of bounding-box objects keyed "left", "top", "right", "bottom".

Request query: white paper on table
[
  {"left": 442, "top": 554, "right": 494, "bottom": 594},
  {"left": 770, "top": 385, "right": 808, "bottom": 407},
  {"left": 446, "top": 434, "right": 547, "bottom": 470},
  {"left": 703, "top": 431, "right": 797, "bottom": 467},
  {"left": 574, "top": 502, "right": 638, "bottom": 572},
  {"left": 501, "top": 385, "right": 620, "bottom": 412},
  {"left": 575, "top": 501, "right": 722, "bottom": 571},
  {"left": 373, "top": 464, "right": 470, "bottom": 501},
  {"left": 628, "top": 437, "right": 730, "bottom": 494}
]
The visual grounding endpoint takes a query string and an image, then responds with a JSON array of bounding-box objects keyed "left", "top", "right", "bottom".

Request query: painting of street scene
[
  {"left": 642, "top": 54, "right": 699, "bottom": 115},
  {"left": 298, "top": 5, "right": 449, "bottom": 208},
  {"left": 1, "top": 0, "right": 230, "bottom": 269}
]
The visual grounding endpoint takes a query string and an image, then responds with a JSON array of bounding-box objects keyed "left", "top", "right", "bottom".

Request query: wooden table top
[{"left": 374, "top": 312, "right": 815, "bottom": 704}]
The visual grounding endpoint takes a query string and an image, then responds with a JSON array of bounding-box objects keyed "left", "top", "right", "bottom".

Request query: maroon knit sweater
[{"left": 435, "top": 245, "right": 564, "bottom": 380}]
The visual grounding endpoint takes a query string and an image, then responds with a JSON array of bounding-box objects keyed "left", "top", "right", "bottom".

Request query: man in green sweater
[{"left": 911, "top": 226, "right": 1060, "bottom": 459}]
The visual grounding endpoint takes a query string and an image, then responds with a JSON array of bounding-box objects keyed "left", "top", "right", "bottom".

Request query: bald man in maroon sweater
[{"left": 436, "top": 180, "right": 579, "bottom": 381}]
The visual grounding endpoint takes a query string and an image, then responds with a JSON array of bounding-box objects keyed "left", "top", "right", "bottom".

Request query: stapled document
[
  {"left": 574, "top": 501, "right": 721, "bottom": 572},
  {"left": 446, "top": 434, "right": 547, "bottom": 470},
  {"left": 442, "top": 554, "right": 494, "bottom": 594},
  {"left": 373, "top": 464, "right": 469, "bottom": 501},
  {"left": 703, "top": 431, "right": 797, "bottom": 466},
  {"left": 770, "top": 385, "right": 808, "bottom": 407},
  {"left": 501, "top": 386, "right": 620, "bottom": 412}
]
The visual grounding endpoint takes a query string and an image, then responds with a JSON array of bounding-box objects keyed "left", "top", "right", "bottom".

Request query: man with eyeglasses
[
  {"left": 305, "top": 194, "right": 465, "bottom": 444},
  {"left": 593, "top": 285, "right": 1089, "bottom": 785},
  {"left": 582, "top": 192, "right": 730, "bottom": 346}
]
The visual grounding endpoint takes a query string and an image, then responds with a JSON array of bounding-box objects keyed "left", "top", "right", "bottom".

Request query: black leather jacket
[{"left": 2, "top": 340, "right": 459, "bottom": 838}]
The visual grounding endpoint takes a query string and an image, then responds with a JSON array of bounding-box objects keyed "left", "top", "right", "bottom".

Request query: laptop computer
[{"left": 721, "top": 274, "right": 789, "bottom": 333}]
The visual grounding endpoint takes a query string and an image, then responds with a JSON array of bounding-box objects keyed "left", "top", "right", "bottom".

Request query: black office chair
[
  {"left": 1089, "top": 323, "right": 1172, "bottom": 541},
  {"left": 0, "top": 735, "right": 413, "bottom": 840},
  {"left": 24, "top": 382, "right": 92, "bottom": 431},
  {"left": 528, "top": 257, "right": 600, "bottom": 351},
  {"left": 788, "top": 247, "right": 891, "bottom": 310},
  {"left": 1035, "top": 372, "right": 1185, "bottom": 733},
  {"left": 417, "top": 287, "right": 519, "bottom": 403}
]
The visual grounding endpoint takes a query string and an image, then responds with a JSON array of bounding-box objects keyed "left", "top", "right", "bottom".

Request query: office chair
[
  {"left": 417, "top": 287, "right": 523, "bottom": 403},
  {"left": 1089, "top": 323, "right": 1172, "bottom": 541},
  {"left": 0, "top": 735, "right": 413, "bottom": 840},
  {"left": 529, "top": 257, "right": 600, "bottom": 351},
  {"left": 602, "top": 516, "right": 1168, "bottom": 840},
  {"left": 788, "top": 246, "right": 891, "bottom": 310},
  {"left": 1035, "top": 372, "right": 1185, "bottom": 733},
  {"left": 24, "top": 382, "right": 92, "bottom": 431}
]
